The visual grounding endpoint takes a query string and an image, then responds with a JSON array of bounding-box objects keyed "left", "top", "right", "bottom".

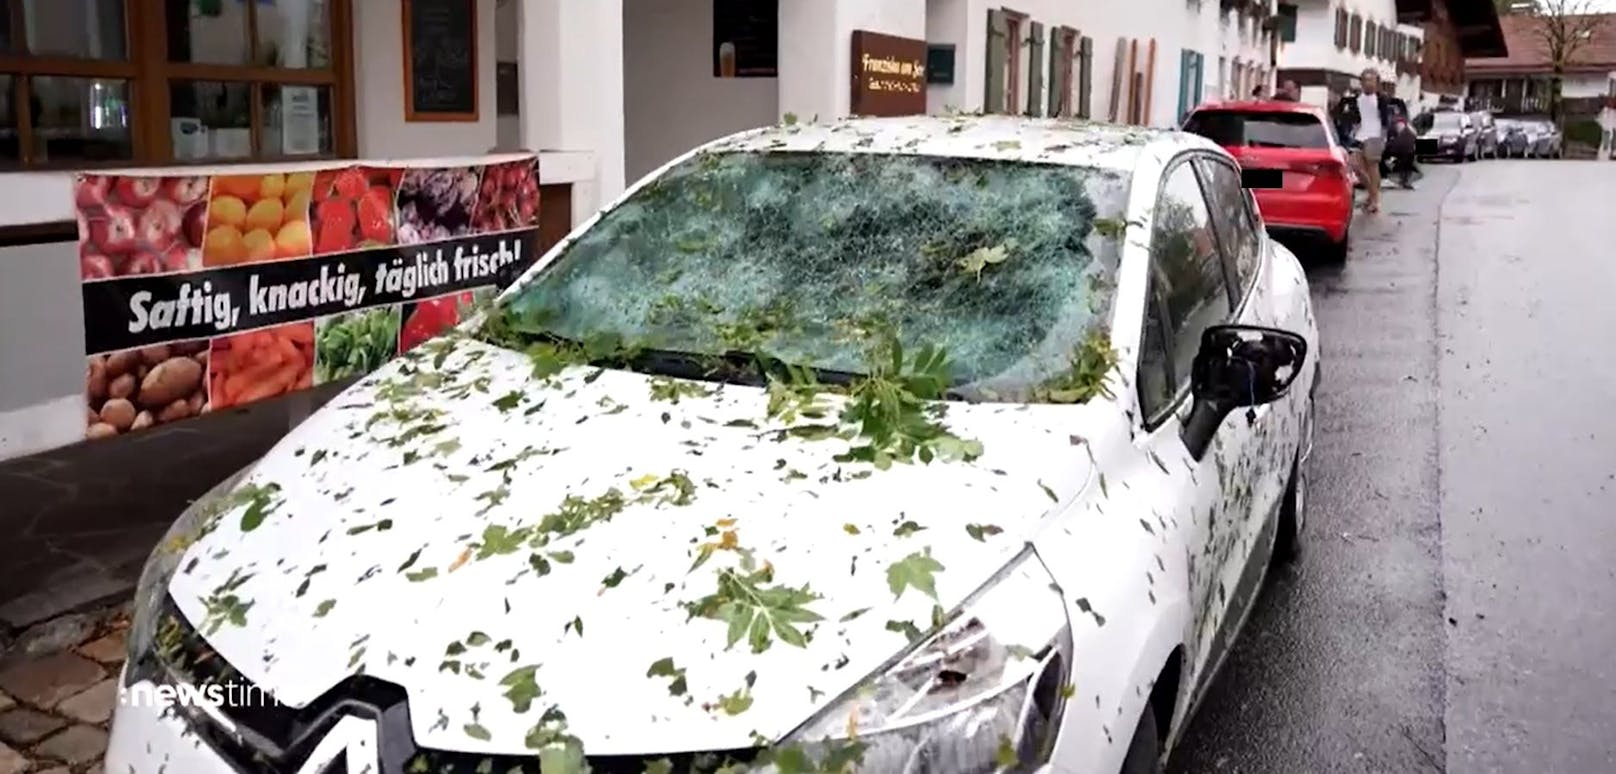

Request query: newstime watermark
[{"left": 121, "top": 681, "right": 277, "bottom": 711}]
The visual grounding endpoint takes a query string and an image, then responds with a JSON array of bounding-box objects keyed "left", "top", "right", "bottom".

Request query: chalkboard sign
[
  {"left": 713, "top": 0, "right": 777, "bottom": 78},
  {"left": 403, "top": 0, "right": 479, "bottom": 121}
]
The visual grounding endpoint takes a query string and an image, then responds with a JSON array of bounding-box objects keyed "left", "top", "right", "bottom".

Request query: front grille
[{"left": 142, "top": 595, "right": 765, "bottom": 774}]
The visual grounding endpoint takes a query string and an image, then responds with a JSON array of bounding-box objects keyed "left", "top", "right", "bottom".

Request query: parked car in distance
[
  {"left": 1183, "top": 100, "right": 1354, "bottom": 263},
  {"left": 1522, "top": 119, "right": 1564, "bottom": 158},
  {"left": 1468, "top": 111, "right": 1501, "bottom": 159},
  {"left": 106, "top": 116, "right": 1323, "bottom": 774},
  {"left": 1414, "top": 110, "right": 1479, "bottom": 162},
  {"left": 1494, "top": 118, "right": 1532, "bottom": 158}
]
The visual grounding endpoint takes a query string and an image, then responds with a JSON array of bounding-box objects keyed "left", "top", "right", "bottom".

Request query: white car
[{"left": 110, "top": 116, "right": 1320, "bottom": 774}]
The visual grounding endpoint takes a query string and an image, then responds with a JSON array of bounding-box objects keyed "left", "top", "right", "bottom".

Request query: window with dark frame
[
  {"left": 1349, "top": 14, "right": 1362, "bottom": 53},
  {"left": 0, "top": 0, "right": 354, "bottom": 170},
  {"left": 1334, "top": 7, "right": 1348, "bottom": 48}
]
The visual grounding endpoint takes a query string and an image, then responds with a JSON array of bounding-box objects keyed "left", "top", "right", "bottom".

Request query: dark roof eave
[
  {"left": 1448, "top": 0, "right": 1508, "bottom": 58},
  {"left": 1465, "top": 62, "right": 1616, "bottom": 75}
]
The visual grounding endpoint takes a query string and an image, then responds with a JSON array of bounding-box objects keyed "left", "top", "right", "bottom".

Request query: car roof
[
  {"left": 1190, "top": 99, "right": 1329, "bottom": 119},
  {"left": 701, "top": 114, "right": 1219, "bottom": 174}
]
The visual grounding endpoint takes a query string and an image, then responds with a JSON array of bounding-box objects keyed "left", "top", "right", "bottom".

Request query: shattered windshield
[{"left": 492, "top": 150, "right": 1129, "bottom": 402}]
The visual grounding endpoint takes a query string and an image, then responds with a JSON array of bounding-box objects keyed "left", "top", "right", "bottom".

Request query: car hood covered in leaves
[{"left": 164, "top": 338, "right": 1097, "bottom": 756}]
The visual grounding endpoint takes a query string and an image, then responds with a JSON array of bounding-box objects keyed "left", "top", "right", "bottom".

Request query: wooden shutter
[
  {"left": 1078, "top": 36, "right": 1093, "bottom": 119},
  {"left": 1048, "top": 27, "right": 1071, "bottom": 117},
  {"left": 1178, "top": 50, "right": 1193, "bottom": 122},
  {"left": 1334, "top": 8, "right": 1347, "bottom": 48},
  {"left": 1027, "top": 22, "right": 1045, "bottom": 116},
  {"left": 1349, "top": 14, "right": 1361, "bottom": 53},
  {"left": 1195, "top": 53, "right": 1205, "bottom": 106},
  {"left": 986, "top": 9, "right": 1009, "bottom": 113},
  {"left": 1365, "top": 22, "right": 1377, "bottom": 57}
]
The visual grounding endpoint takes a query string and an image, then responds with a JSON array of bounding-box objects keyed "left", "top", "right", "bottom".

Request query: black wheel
[
  {"left": 1275, "top": 453, "right": 1307, "bottom": 563},
  {"left": 1121, "top": 703, "right": 1164, "bottom": 774},
  {"left": 1320, "top": 233, "right": 1348, "bottom": 264}
]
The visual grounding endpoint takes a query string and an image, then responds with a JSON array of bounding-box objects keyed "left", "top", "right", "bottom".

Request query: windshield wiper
[{"left": 501, "top": 329, "right": 865, "bottom": 388}]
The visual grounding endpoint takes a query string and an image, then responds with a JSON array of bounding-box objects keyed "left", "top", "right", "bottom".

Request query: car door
[
  {"left": 1132, "top": 155, "right": 1261, "bottom": 703},
  {"left": 1188, "top": 152, "right": 1294, "bottom": 662}
]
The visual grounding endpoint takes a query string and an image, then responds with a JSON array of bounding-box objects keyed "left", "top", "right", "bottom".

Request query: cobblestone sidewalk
[{"left": 0, "top": 604, "right": 127, "bottom": 774}]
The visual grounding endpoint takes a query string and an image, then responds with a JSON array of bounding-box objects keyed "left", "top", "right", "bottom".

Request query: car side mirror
[{"left": 1179, "top": 325, "right": 1309, "bottom": 461}]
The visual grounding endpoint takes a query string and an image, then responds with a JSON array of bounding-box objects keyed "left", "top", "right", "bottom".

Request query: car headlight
[
  {"left": 757, "top": 548, "right": 1073, "bottom": 773},
  {"left": 125, "top": 464, "right": 255, "bottom": 676}
]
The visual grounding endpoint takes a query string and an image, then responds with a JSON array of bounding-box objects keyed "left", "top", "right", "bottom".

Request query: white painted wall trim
[
  {"left": 0, "top": 394, "right": 88, "bottom": 462},
  {"left": 0, "top": 151, "right": 593, "bottom": 229}
]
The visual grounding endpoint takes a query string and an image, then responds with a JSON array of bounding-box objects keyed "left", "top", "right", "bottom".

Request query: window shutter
[
  {"left": 1349, "top": 14, "right": 1361, "bottom": 53},
  {"left": 1334, "top": 8, "right": 1347, "bottom": 48},
  {"left": 1027, "top": 22, "right": 1046, "bottom": 116},
  {"left": 1193, "top": 52, "right": 1205, "bottom": 106},
  {"left": 1048, "top": 27, "right": 1069, "bottom": 116},
  {"left": 1365, "top": 22, "right": 1377, "bottom": 57},
  {"left": 1078, "top": 36, "right": 1093, "bottom": 119},
  {"left": 986, "top": 9, "right": 1009, "bottom": 113},
  {"left": 1178, "top": 50, "right": 1192, "bottom": 122}
]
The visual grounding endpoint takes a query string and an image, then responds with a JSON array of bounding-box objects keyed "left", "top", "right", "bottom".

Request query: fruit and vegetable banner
[{"left": 76, "top": 156, "right": 541, "bottom": 442}]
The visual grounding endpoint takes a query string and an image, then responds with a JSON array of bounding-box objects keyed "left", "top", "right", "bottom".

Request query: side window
[
  {"left": 1194, "top": 157, "right": 1261, "bottom": 303},
  {"left": 1150, "top": 161, "right": 1233, "bottom": 397},
  {"left": 1137, "top": 275, "right": 1175, "bottom": 422}
]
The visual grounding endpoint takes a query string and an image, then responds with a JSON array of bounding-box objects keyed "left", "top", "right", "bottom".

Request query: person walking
[
  {"left": 1598, "top": 97, "right": 1616, "bottom": 161},
  {"left": 1332, "top": 68, "right": 1397, "bottom": 214},
  {"left": 1274, "top": 80, "right": 1301, "bottom": 101}
]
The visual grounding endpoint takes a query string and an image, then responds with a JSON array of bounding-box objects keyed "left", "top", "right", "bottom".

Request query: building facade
[
  {"left": 1465, "top": 13, "right": 1616, "bottom": 118},
  {"left": 1272, "top": 0, "right": 1504, "bottom": 113}
]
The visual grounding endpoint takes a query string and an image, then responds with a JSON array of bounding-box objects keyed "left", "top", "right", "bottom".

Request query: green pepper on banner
[{"left": 76, "top": 155, "right": 541, "bottom": 443}]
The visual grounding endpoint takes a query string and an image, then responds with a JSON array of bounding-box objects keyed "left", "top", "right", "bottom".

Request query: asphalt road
[{"left": 1172, "top": 158, "right": 1616, "bottom": 773}]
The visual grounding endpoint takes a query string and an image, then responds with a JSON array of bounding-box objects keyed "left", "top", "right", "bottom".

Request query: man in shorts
[{"left": 1332, "top": 69, "right": 1397, "bottom": 213}]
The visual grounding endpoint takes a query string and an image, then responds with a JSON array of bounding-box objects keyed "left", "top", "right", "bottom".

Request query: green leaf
[
  {"left": 237, "top": 483, "right": 283, "bottom": 532},
  {"left": 892, "top": 520, "right": 926, "bottom": 537},
  {"left": 464, "top": 723, "right": 492, "bottom": 741},
  {"left": 886, "top": 550, "right": 945, "bottom": 601},
  {"left": 965, "top": 523, "right": 1003, "bottom": 542},
  {"left": 500, "top": 664, "right": 543, "bottom": 713},
  {"left": 313, "top": 599, "right": 336, "bottom": 618},
  {"left": 995, "top": 735, "right": 1018, "bottom": 768},
  {"left": 884, "top": 618, "right": 922, "bottom": 642},
  {"left": 691, "top": 569, "right": 824, "bottom": 654},
  {"left": 405, "top": 567, "right": 439, "bottom": 582},
  {"left": 492, "top": 391, "right": 524, "bottom": 411}
]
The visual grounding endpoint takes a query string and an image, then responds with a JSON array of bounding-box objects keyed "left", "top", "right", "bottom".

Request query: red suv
[{"left": 1182, "top": 100, "right": 1354, "bottom": 262}]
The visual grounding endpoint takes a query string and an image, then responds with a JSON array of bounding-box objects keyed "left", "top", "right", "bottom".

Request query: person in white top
[
  {"left": 1331, "top": 69, "right": 1395, "bottom": 213},
  {"left": 1598, "top": 97, "right": 1616, "bottom": 161}
]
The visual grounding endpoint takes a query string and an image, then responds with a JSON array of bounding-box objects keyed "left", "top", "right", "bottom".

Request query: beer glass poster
[{"left": 75, "top": 156, "right": 541, "bottom": 441}]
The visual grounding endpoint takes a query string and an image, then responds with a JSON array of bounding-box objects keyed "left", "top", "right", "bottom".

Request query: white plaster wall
[
  {"left": 1562, "top": 73, "right": 1614, "bottom": 98},
  {"left": 1277, "top": 0, "right": 1423, "bottom": 107},
  {"left": 926, "top": 0, "right": 970, "bottom": 111},
  {"left": 779, "top": 0, "right": 927, "bottom": 120},
  {"left": 623, "top": 0, "right": 779, "bottom": 184},
  {"left": 933, "top": 0, "right": 1232, "bottom": 127},
  {"left": 354, "top": 0, "right": 500, "bottom": 156},
  {"left": 518, "top": 0, "right": 627, "bottom": 219}
]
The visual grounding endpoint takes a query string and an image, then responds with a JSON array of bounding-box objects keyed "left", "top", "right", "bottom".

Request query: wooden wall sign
[
  {"left": 850, "top": 30, "right": 928, "bottom": 117},
  {"left": 403, "top": 0, "right": 479, "bottom": 122}
]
